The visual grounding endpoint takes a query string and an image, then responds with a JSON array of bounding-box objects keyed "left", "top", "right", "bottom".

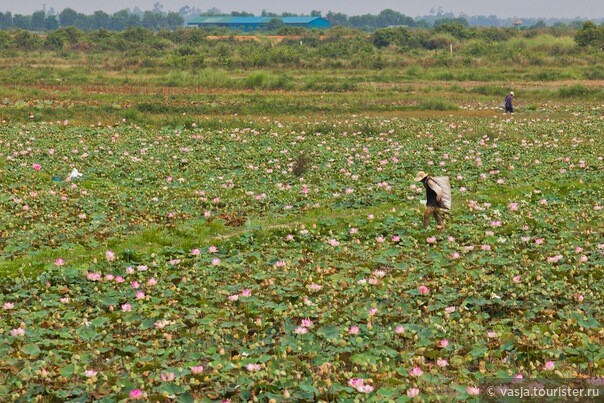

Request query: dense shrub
[{"left": 575, "top": 21, "right": 604, "bottom": 49}]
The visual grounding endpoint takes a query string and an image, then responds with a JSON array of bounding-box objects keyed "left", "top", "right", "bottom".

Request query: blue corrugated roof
[
  {"left": 188, "top": 16, "right": 268, "bottom": 24},
  {"left": 188, "top": 16, "right": 327, "bottom": 25},
  {"left": 282, "top": 17, "right": 322, "bottom": 23}
]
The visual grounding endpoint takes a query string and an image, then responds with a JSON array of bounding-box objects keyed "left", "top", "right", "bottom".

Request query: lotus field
[{"left": 0, "top": 107, "right": 603, "bottom": 401}]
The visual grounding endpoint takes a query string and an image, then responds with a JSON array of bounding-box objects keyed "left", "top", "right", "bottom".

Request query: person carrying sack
[{"left": 414, "top": 171, "right": 451, "bottom": 230}]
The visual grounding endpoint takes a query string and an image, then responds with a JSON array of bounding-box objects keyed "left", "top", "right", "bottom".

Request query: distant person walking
[
  {"left": 414, "top": 171, "right": 451, "bottom": 230},
  {"left": 505, "top": 91, "right": 514, "bottom": 113}
]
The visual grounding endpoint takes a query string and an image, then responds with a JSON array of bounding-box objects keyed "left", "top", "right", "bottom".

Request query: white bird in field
[{"left": 69, "top": 168, "right": 83, "bottom": 179}]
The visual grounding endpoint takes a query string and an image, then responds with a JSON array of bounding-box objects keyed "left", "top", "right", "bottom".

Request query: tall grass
[{"left": 417, "top": 98, "right": 459, "bottom": 111}]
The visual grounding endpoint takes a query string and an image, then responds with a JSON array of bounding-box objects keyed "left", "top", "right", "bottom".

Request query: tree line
[
  {"left": 0, "top": 9, "right": 184, "bottom": 31},
  {"left": 0, "top": 22, "right": 602, "bottom": 57},
  {"left": 1, "top": 7, "right": 603, "bottom": 32}
]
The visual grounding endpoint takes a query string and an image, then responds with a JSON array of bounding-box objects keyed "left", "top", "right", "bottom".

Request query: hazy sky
[{"left": 1, "top": 0, "right": 603, "bottom": 19}]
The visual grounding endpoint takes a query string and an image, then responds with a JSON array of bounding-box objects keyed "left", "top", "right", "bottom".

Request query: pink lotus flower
[
  {"left": 115, "top": 276, "right": 125, "bottom": 283},
  {"left": 86, "top": 272, "right": 101, "bottom": 281},
  {"left": 410, "top": 366, "right": 424, "bottom": 377},
  {"left": 211, "top": 258, "right": 221, "bottom": 265},
  {"left": 161, "top": 372, "right": 175, "bottom": 382},
  {"left": 241, "top": 289, "right": 252, "bottom": 297},
  {"left": 121, "top": 303, "right": 132, "bottom": 312},
  {"left": 246, "top": 363, "right": 261, "bottom": 371},
  {"left": 2, "top": 302, "right": 14, "bottom": 310},
  {"left": 445, "top": 306, "right": 456, "bottom": 313},
  {"left": 54, "top": 258, "right": 65, "bottom": 266},
  {"left": 508, "top": 202, "right": 519, "bottom": 211},
  {"left": 309, "top": 283, "right": 323, "bottom": 292},
  {"left": 84, "top": 370, "right": 98, "bottom": 377},
  {"left": 155, "top": 320, "right": 169, "bottom": 329},
  {"left": 60, "top": 297, "right": 70, "bottom": 304},
  {"left": 372, "top": 270, "right": 386, "bottom": 278},
  {"left": 440, "top": 339, "right": 449, "bottom": 348},
  {"left": 190, "top": 248, "right": 201, "bottom": 256},
  {"left": 130, "top": 281, "right": 140, "bottom": 289},
  {"left": 547, "top": 255, "right": 563, "bottom": 263},
  {"left": 301, "top": 318, "right": 314, "bottom": 328},
  {"left": 407, "top": 387, "right": 420, "bottom": 398},
  {"left": 147, "top": 278, "right": 157, "bottom": 286},
  {"left": 577, "top": 294, "right": 584, "bottom": 302},
  {"left": 191, "top": 365, "right": 204, "bottom": 374},
  {"left": 135, "top": 291, "right": 146, "bottom": 300},
  {"left": 467, "top": 386, "right": 480, "bottom": 396},
  {"left": 32, "top": 163, "right": 42, "bottom": 171},
  {"left": 10, "top": 328, "right": 25, "bottom": 337},
  {"left": 327, "top": 239, "right": 340, "bottom": 247},
  {"left": 392, "top": 235, "right": 400, "bottom": 242},
  {"left": 437, "top": 358, "right": 449, "bottom": 367},
  {"left": 426, "top": 236, "right": 436, "bottom": 243},
  {"left": 294, "top": 326, "right": 309, "bottom": 335},
  {"left": 418, "top": 285, "right": 430, "bottom": 295},
  {"left": 348, "top": 378, "right": 374, "bottom": 393},
  {"left": 208, "top": 245, "right": 218, "bottom": 253},
  {"left": 105, "top": 250, "right": 116, "bottom": 262},
  {"left": 349, "top": 228, "right": 359, "bottom": 234},
  {"left": 544, "top": 361, "right": 555, "bottom": 371},
  {"left": 126, "top": 267, "right": 134, "bottom": 274},
  {"left": 515, "top": 373, "right": 523, "bottom": 379},
  {"left": 395, "top": 326, "right": 405, "bottom": 334},
  {"left": 348, "top": 378, "right": 364, "bottom": 388},
  {"left": 348, "top": 325, "right": 360, "bottom": 335},
  {"left": 129, "top": 389, "right": 143, "bottom": 399},
  {"left": 450, "top": 252, "right": 460, "bottom": 259},
  {"left": 228, "top": 294, "right": 239, "bottom": 301},
  {"left": 535, "top": 238, "right": 544, "bottom": 244},
  {"left": 513, "top": 275, "right": 521, "bottom": 283}
]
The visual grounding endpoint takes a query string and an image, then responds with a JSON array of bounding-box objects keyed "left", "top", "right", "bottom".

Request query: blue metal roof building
[{"left": 187, "top": 16, "right": 330, "bottom": 30}]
